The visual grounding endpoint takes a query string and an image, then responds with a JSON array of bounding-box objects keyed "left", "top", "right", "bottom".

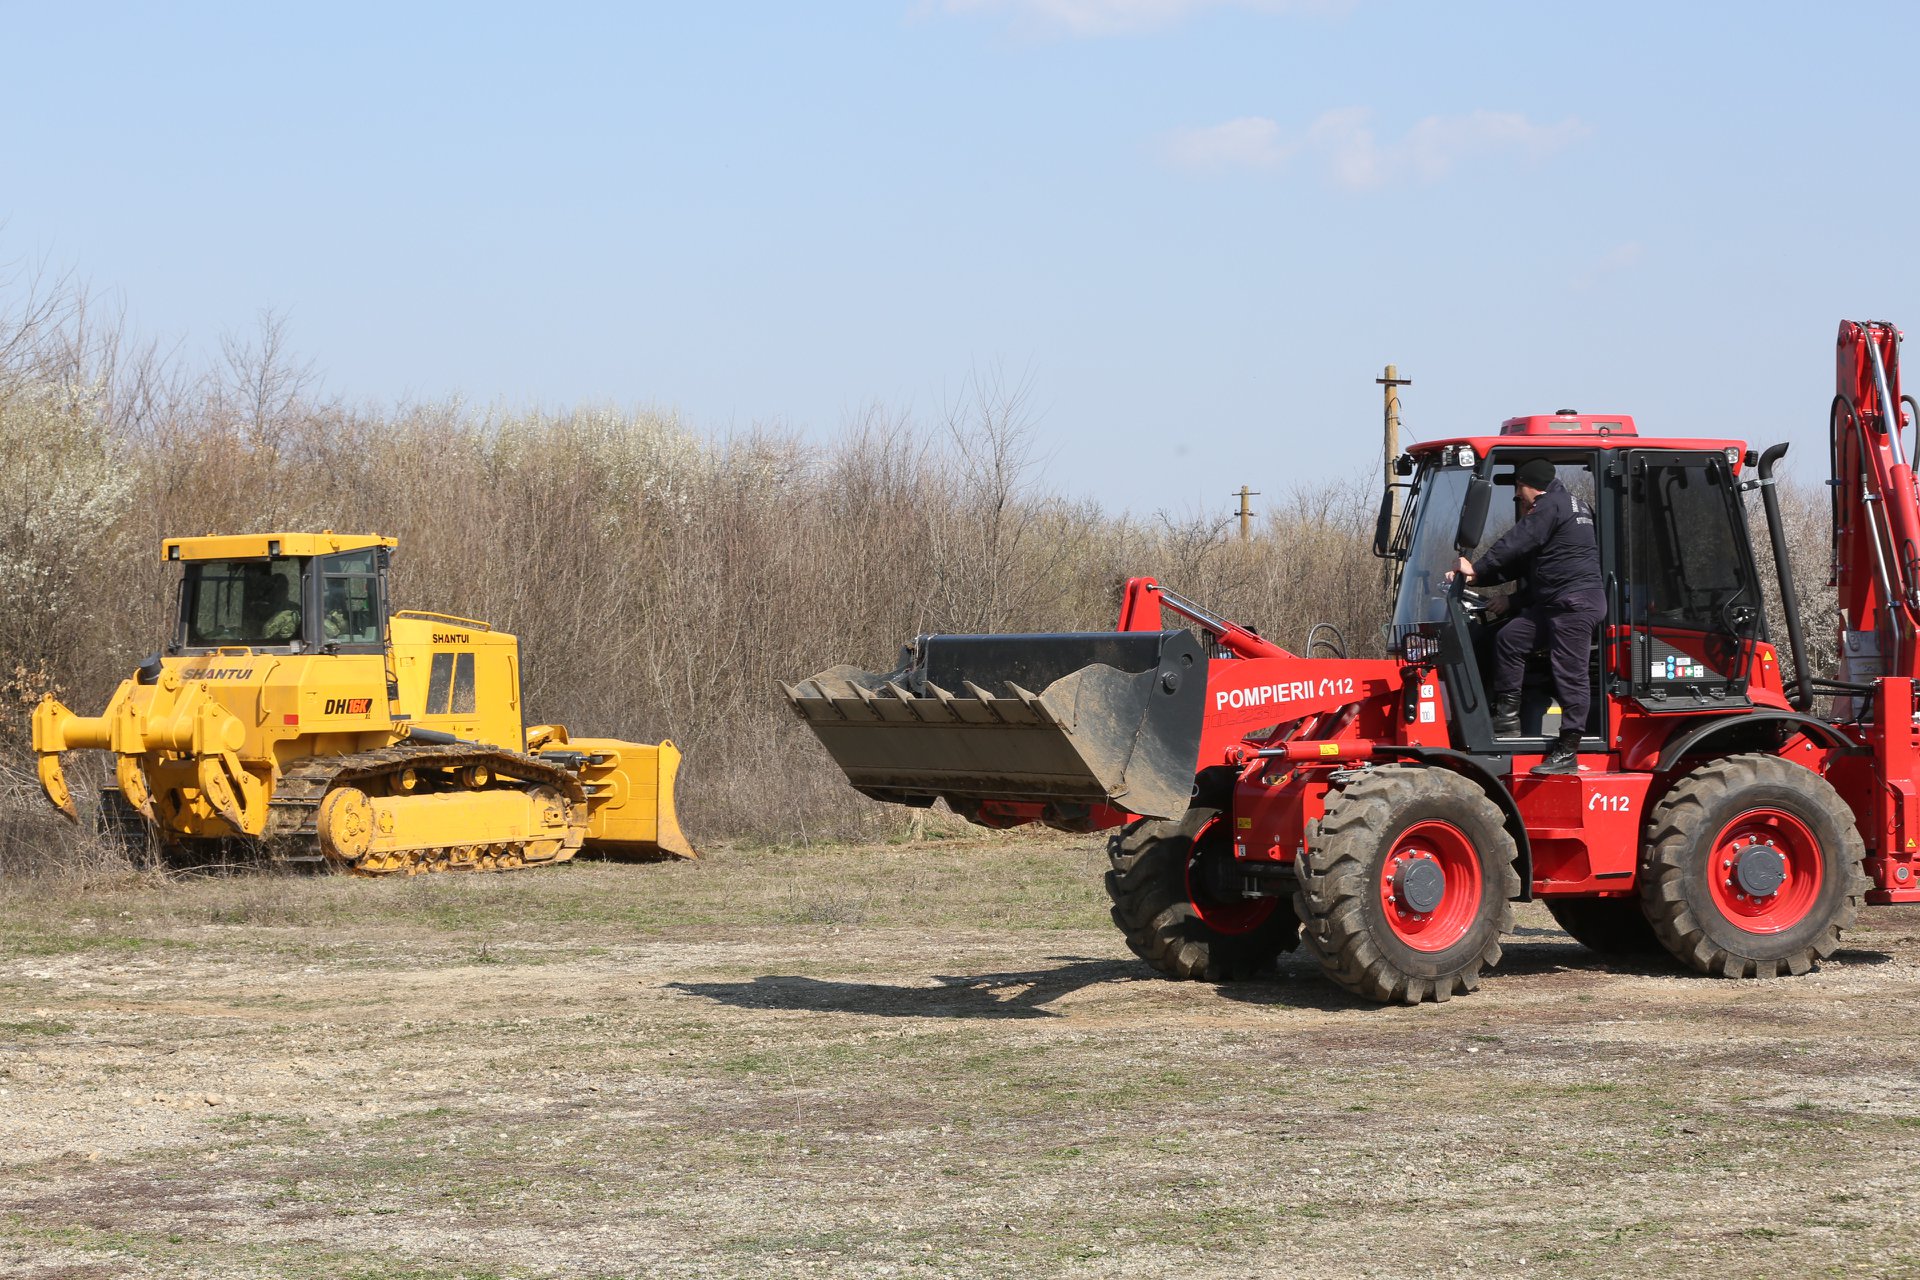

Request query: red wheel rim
[
  {"left": 1184, "top": 819, "right": 1277, "bottom": 935},
  {"left": 1378, "top": 820, "right": 1483, "bottom": 952},
  {"left": 1706, "top": 808, "right": 1823, "bottom": 934}
]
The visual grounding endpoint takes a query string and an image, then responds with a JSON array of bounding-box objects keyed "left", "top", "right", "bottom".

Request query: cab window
[
  {"left": 183, "top": 559, "right": 304, "bottom": 648},
  {"left": 319, "top": 550, "right": 383, "bottom": 646},
  {"left": 1627, "top": 457, "right": 1755, "bottom": 635}
]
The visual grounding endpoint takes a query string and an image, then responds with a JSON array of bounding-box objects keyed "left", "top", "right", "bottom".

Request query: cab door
[{"left": 1620, "top": 450, "right": 1764, "bottom": 711}]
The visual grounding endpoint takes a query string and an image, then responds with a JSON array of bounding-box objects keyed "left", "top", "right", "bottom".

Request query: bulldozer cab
[
  {"left": 1385, "top": 424, "right": 1767, "bottom": 756},
  {"left": 168, "top": 534, "right": 393, "bottom": 657}
]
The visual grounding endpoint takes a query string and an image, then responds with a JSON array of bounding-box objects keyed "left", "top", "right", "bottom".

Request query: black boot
[
  {"left": 1532, "top": 728, "right": 1583, "bottom": 776},
  {"left": 1491, "top": 691, "right": 1521, "bottom": 737}
]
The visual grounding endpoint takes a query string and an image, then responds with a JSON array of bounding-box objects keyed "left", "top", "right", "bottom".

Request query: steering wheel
[{"left": 1458, "top": 587, "right": 1493, "bottom": 616}]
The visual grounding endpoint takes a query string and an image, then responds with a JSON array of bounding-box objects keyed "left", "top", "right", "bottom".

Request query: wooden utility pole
[
  {"left": 1233, "top": 485, "right": 1259, "bottom": 541},
  {"left": 1376, "top": 364, "right": 1412, "bottom": 529}
]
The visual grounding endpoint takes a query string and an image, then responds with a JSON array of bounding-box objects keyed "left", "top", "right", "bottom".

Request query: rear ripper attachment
[{"left": 783, "top": 629, "right": 1207, "bottom": 830}]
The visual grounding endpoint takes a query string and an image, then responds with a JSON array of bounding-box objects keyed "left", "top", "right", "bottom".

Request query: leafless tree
[{"left": 216, "top": 308, "right": 317, "bottom": 451}]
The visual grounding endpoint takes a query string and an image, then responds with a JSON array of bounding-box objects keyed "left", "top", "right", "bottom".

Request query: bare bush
[{"left": 0, "top": 273, "right": 1853, "bottom": 876}]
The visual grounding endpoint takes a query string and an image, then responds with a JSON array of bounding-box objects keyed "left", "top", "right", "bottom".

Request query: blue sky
[{"left": 4, "top": 1, "right": 1918, "bottom": 514}]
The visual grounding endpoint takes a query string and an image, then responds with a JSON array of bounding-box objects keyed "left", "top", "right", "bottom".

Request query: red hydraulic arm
[
  {"left": 1833, "top": 320, "right": 1920, "bottom": 679},
  {"left": 1833, "top": 321, "right": 1920, "bottom": 903},
  {"left": 1117, "top": 576, "right": 1291, "bottom": 660}
]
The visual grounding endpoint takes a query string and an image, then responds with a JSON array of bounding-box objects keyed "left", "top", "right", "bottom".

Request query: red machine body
[{"left": 789, "top": 321, "right": 1918, "bottom": 1003}]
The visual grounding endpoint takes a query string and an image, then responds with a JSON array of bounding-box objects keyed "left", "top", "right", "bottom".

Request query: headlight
[{"left": 1395, "top": 629, "right": 1442, "bottom": 663}]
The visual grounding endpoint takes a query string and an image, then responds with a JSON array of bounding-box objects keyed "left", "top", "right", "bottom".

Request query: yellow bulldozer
[{"left": 31, "top": 531, "right": 694, "bottom": 874}]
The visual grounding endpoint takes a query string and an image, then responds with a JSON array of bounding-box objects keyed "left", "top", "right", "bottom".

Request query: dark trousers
[{"left": 1493, "top": 589, "right": 1607, "bottom": 734}]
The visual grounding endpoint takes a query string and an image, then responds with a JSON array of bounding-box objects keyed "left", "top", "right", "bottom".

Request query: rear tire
[
  {"left": 1544, "top": 898, "right": 1662, "bottom": 956},
  {"left": 1105, "top": 807, "right": 1300, "bottom": 981},
  {"left": 1295, "top": 765, "right": 1518, "bottom": 1004},
  {"left": 1640, "top": 754, "right": 1866, "bottom": 977}
]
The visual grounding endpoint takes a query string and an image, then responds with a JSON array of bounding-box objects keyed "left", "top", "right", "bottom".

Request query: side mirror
[
  {"left": 1455, "top": 476, "right": 1492, "bottom": 551},
  {"left": 1372, "top": 489, "right": 1396, "bottom": 556}
]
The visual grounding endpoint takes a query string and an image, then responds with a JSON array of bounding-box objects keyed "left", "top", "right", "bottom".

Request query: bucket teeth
[
  {"left": 888, "top": 681, "right": 963, "bottom": 723},
  {"left": 784, "top": 670, "right": 1058, "bottom": 726},
  {"left": 1005, "top": 683, "right": 1059, "bottom": 726}
]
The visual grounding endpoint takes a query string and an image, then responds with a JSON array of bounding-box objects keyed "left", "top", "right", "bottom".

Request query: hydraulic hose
[{"left": 1757, "top": 442, "right": 1814, "bottom": 711}]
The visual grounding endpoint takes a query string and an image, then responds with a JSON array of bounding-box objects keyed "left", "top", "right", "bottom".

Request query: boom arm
[
  {"left": 1833, "top": 320, "right": 1920, "bottom": 679},
  {"left": 1117, "top": 577, "right": 1292, "bottom": 660}
]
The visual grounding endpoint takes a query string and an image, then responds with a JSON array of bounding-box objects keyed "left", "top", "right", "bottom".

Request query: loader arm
[{"left": 784, "top": 578, "right": 1404, "bottom": 832}]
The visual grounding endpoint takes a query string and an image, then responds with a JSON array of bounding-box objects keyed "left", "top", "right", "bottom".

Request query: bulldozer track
[{"left": 265, "top": 742, "right": 588, "bottom": 877}]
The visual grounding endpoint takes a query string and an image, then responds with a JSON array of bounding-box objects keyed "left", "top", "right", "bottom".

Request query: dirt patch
[{"left": 3, "top": 841, "right": 1920, "bottom": 1278}]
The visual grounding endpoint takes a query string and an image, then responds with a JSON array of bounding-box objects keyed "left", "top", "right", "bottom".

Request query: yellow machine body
[{"left": 32, "top": 531, "right": 694, "bottom": 873}]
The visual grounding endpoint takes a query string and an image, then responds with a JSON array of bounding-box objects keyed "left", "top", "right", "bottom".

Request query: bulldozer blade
[
  {"left": 639, "top": 740, "right": 696, "bottom": 861},
  {"left": 566, "top": 737, "right": 698, "bottom": 860},
  {"left": 784, "top": 630, "right": 1207, "bottom": 820}
]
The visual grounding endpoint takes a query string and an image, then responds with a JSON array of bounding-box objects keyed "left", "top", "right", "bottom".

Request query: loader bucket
[{"left": 783, "top": 629, "right": 1207, "bottom": 821}]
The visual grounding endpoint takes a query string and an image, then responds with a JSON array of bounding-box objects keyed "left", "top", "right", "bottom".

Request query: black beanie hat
[{"left": 1517, "top": 458, "right": 1556, "bottom": 490}]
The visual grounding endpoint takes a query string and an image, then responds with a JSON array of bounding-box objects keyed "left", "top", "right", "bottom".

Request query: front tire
[
  {"left": 1295, "top": 765, "right": 1519, "bottom": 1004},
  {"left": 1640, "top": 754, "right": 1866, "bottom": 977},
  {"left": 1105, "top": 807, "right": 1300, "bottom": 981}
]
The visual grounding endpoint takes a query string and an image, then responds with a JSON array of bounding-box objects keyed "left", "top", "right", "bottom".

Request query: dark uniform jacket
[{"left": 1472, "top": 478, "right": 1602, "bottom": 602}]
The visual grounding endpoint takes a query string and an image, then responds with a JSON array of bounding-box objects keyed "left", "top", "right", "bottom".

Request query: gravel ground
[{"left": 2, "top": 838, "right": 1919, "bottom": 1278}]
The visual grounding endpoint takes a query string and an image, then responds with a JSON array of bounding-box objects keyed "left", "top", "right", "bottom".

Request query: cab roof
[
  {"left": 161, "top": 531, "right": 397, "bottom": 562},
  {"left": 1500, "top": 413, "right": 1636, "bottom": 436},
  {"left": 1411, "top": 411, "right": 1748, "bottom": 461}
]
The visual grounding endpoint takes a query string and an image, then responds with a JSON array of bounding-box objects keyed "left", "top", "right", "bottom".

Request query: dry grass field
[{"left": 3, "top": 836, "right": 1920, "bottom": 1279}]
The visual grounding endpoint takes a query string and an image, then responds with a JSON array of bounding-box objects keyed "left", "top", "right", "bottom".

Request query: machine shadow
[
  {"left": 666, "top": 932, "right": 1898, "bottom": 1021},
  {"left": 670, "top": 956, "right": 1402, "bottom": 1018},
  {"left": 666, "top": 958, "right": 1134, "bottom": 1020},
  {"left": 1488, "top": 933, "right": 1680, "bottom": 979}
]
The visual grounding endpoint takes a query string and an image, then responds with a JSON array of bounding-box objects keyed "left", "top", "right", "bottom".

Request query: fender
[
  {"left": 1654, "top": 711, "right": 1860, "bottom": 777},
  {"left": 1368, "top": 744, "right": 1534, "bottom": 901}
]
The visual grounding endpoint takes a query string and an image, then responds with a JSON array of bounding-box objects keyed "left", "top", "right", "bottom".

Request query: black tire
[
  {"left": 1105, "top": 806, "right": 1300, "bottom": 981},
  {"left": 1295, "top": 765, "right": 1518, "bottom": 1004},
  {"left": 1640, "top": 754, "right": 1866, "bottom": 977},
  {"left": 1544, "top": 898, "right": 1662, "bottom": 956}
]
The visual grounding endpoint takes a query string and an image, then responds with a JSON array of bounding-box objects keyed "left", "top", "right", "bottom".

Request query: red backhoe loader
[{"left": 786, "top": 320, "right": 1920, "bottom": 1004}]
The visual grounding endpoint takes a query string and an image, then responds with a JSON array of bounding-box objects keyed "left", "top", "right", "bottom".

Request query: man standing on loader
[{"left": 1453, "top": 456, "right": 1605, "bottom": 775}]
